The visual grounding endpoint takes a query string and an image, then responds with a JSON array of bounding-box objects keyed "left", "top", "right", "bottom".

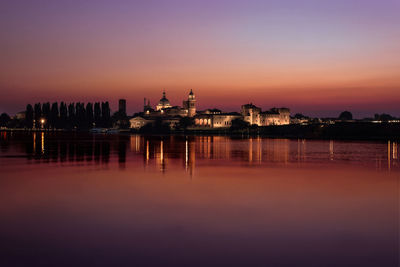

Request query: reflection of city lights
[
  {"left": 329, "top": 140, "right": 334, "bottom": 161},
  {"left": 207, "top": 136, "right": 211, "bottom": 159},
  {"left": 41, "top": 132, "right": 45, "bottom": 154},
  {"left": 146, "top": 140, "right": 149, "bottom": 163},
  {"left": 160, "top": 140, "right": 164, "bottom": 161},
  {"left": 185, "top": 140, "right": 188, "bottom": 168},
  {"left": 158, "top": 140, "right": 166, "bottom": 172},
  {"left": 284, "top": 139, "right": 288, "bottom": 164},
  {"left": 248, "top": 138, "right": 253, "bottom": 163},
  {"left": 40, "top": 118, "right": 45, "bottom": 129},
  {"left": 297, "top": 139, "right": 300, "bottom": 162},
  {"left": 129, "top": 135, "right": 140, "bottom": 152},
  {"left": 17, "top": 134, "right": 400, "bottom": 175},
  {"left": 33, "top": 132, "right": 36, "bottom": 152},
  {"left": 388, "top": 141, "right": 391, "bottom": 171},
  {"left": 297, "top": 139, "right": 307, "bottom": 162}
]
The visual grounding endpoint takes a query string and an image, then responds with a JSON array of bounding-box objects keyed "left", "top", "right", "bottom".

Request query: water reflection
[{"left": 0, "top": 132, "right": 399, "bottom": 172}]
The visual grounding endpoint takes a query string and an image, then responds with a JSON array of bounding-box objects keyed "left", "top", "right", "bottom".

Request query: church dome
[
  {"left": 159, "top": 91, "right": 170, "bottom": 105},
  {"left": 156, "top": 90, "right": 172, "bottom": 111}
]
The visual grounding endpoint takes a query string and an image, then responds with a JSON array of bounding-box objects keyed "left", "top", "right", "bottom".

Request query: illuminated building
[
  {"left": 194, "top": 112, "right": 242, "bottom": 128},
  {"left": 182, "top": 89, "right": 196, "bottom": 117},
  {"left": 241, "top": 104, "right": 290, "bottom": 126},
  {"left": 130, "top": 90, "right": 196, "bottom": 129},
  {"left": 129, "top": 90, "right": 290, "bottom": 130},
  {"left": 156, "top": 90, "right": 172, "bottom": 111}
]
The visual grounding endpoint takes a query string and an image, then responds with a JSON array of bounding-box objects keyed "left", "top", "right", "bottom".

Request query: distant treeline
[
  {"left": 26, "top": 102, "right": 117, "bottom": 129},
  {"left": 5, "top": 102, "right": 119, "bottom": 129},
  {"left": 0, "top": 101, "right": 131, "bottom": 129},
  {"left": 228, "top": 122, "right": 400, "bottom": 140}
]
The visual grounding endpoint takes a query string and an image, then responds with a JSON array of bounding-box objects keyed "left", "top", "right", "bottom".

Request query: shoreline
[{"left": 1, "top": 122, "right": 399, "bottom": 142}]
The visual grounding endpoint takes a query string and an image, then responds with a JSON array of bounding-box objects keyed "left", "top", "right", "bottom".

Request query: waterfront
[{"left": 0, "top": 132, "right": 399, "bottom": 266}]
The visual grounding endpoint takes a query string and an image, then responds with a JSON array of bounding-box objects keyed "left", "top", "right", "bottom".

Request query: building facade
[
  {"left": 194, "top": 113, "right": 242, "bottom": 128},
  {"left": 241, "top": 104, "right": 290, "bottom": 126}
]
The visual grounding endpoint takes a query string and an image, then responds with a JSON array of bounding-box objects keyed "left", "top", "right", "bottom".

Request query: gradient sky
[{"left": 1, "top": 0, "right": 399, "bottom": 118}]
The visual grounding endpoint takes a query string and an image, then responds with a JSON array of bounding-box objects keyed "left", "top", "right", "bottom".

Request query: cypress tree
[
  {"left": 86, "top": 103, "right": 94, "bottom": 128},
  {"left": 68, "top": 103, "right": 75, "bottom": 129},
  {"left": 75, "top": 102, "right": 87, "bottom": 129},
  {"left": 25, "top": 104, "right": 34, "bottom": 128},
  {"left": 42, "top": 102, "right": 51, "bottom": 128},
  {"left": 34, "top": 103, "right": 42, "bottom": 126},
  {"left": 59, "top": 102, "right": 68, "bottom": 129},
  {"left": 50, "top": 102, "right": 59, "bottom": 129},
  {"left": 102, "top": 102, "right": 111, "bottom": 128},
  {"left": 94, "top": 102, "right": 101, "bottom": 127}
]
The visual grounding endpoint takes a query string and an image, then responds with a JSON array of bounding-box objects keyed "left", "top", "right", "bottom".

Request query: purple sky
[{"left": 0, "top": 0, "right": 399, "bottom": 118}]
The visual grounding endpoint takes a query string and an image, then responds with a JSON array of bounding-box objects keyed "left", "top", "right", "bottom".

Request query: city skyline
[
  {"left": 3, "top": 89, "right": 398, "bottom": 120},
  {"left": 1, "top": 0, "right": 399, "bottom": 118}
]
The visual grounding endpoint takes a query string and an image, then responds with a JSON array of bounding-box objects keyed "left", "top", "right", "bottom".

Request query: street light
[{"left": 40, "top": 118, "right": 45, "bottom": 129}]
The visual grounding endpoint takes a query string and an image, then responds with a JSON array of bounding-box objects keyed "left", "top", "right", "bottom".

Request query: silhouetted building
[{"left": 119, "top": 99, "right": 126, "bottom": 115}]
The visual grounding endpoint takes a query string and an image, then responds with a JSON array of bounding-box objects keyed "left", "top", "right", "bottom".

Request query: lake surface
[{"left": 0, "top": 132, "right": 399, "bottom": 267}]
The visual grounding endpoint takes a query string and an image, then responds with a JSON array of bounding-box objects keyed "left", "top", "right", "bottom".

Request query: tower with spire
[{"left": 183, "top": 89, "right": 196, "bottom": 117}]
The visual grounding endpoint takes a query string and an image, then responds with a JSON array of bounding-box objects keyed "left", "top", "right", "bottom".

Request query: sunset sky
[{"left": 1, "top": 0, "right": 399, "bottom": 118}]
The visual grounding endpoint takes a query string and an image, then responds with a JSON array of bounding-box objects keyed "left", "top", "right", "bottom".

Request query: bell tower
[{"left": 187, "top": 89, "right": 196, "bottom": 117}]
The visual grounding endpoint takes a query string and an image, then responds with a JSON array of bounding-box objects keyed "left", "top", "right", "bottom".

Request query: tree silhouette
[
  {"left": 294, "top": 113, "right": 309, "bottom": 119},
  {"left": 42, "top": 102, "right": 51, "bottom": 128},
  {"left": 68, "top": 103, "right": 75, "bottom": 129},
  {"left": 101, "top": 102, "right": 111, "bottom": 128},
  {"left": 15, "top": 101, "right": 118, "bottom": 130},
  {"left": 374, "top": 113, "right": 393, "bottom": 122},
  {"left": 339, "top": 111, "right": 353, "bottom": 121},
  {"left": 59, "top": 102, "right": 68, "bottom": 128},
  {"left": 25, "top": 104, "right": 34, "bottom": 128},
  {"left": 34, "top": 103, "right": 42, "bottom": 125},
  {"left": 230, "top": 118, "right": 250, "bottom": 130},
  {"left": 75, "top": 102, "right": 87, "bottom": 129},
  {"left": 86, "top": 103, "right": 94, "bottom": 128},
  {"left": 0, "top": 113, "right": 10, "bottom": 127},
  {"left": 178, "top": 117, "right": 194, "bottom": 130},
  {"left": 94, "top": 102, "right": 101, "bottom": 127},
  {"left": 50, "top": 102, "right": 59, "bottom": 128}
]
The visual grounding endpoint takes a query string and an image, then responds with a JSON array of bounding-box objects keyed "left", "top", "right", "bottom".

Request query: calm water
[{"left": 0, "top": 132, "right": 399, "bottom": 267}]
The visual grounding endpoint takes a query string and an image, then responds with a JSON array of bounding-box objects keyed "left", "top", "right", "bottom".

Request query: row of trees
[{"left": 24, "top": 102, "right": 113, "bottom": 129}]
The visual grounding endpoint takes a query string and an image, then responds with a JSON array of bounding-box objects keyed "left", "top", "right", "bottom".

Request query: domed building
[
  {"left": 156, "top": 90, "right": 172, "bottom": 111},
  {"left": 129, "top": 89, "right": 290, "bottom": 130}
]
